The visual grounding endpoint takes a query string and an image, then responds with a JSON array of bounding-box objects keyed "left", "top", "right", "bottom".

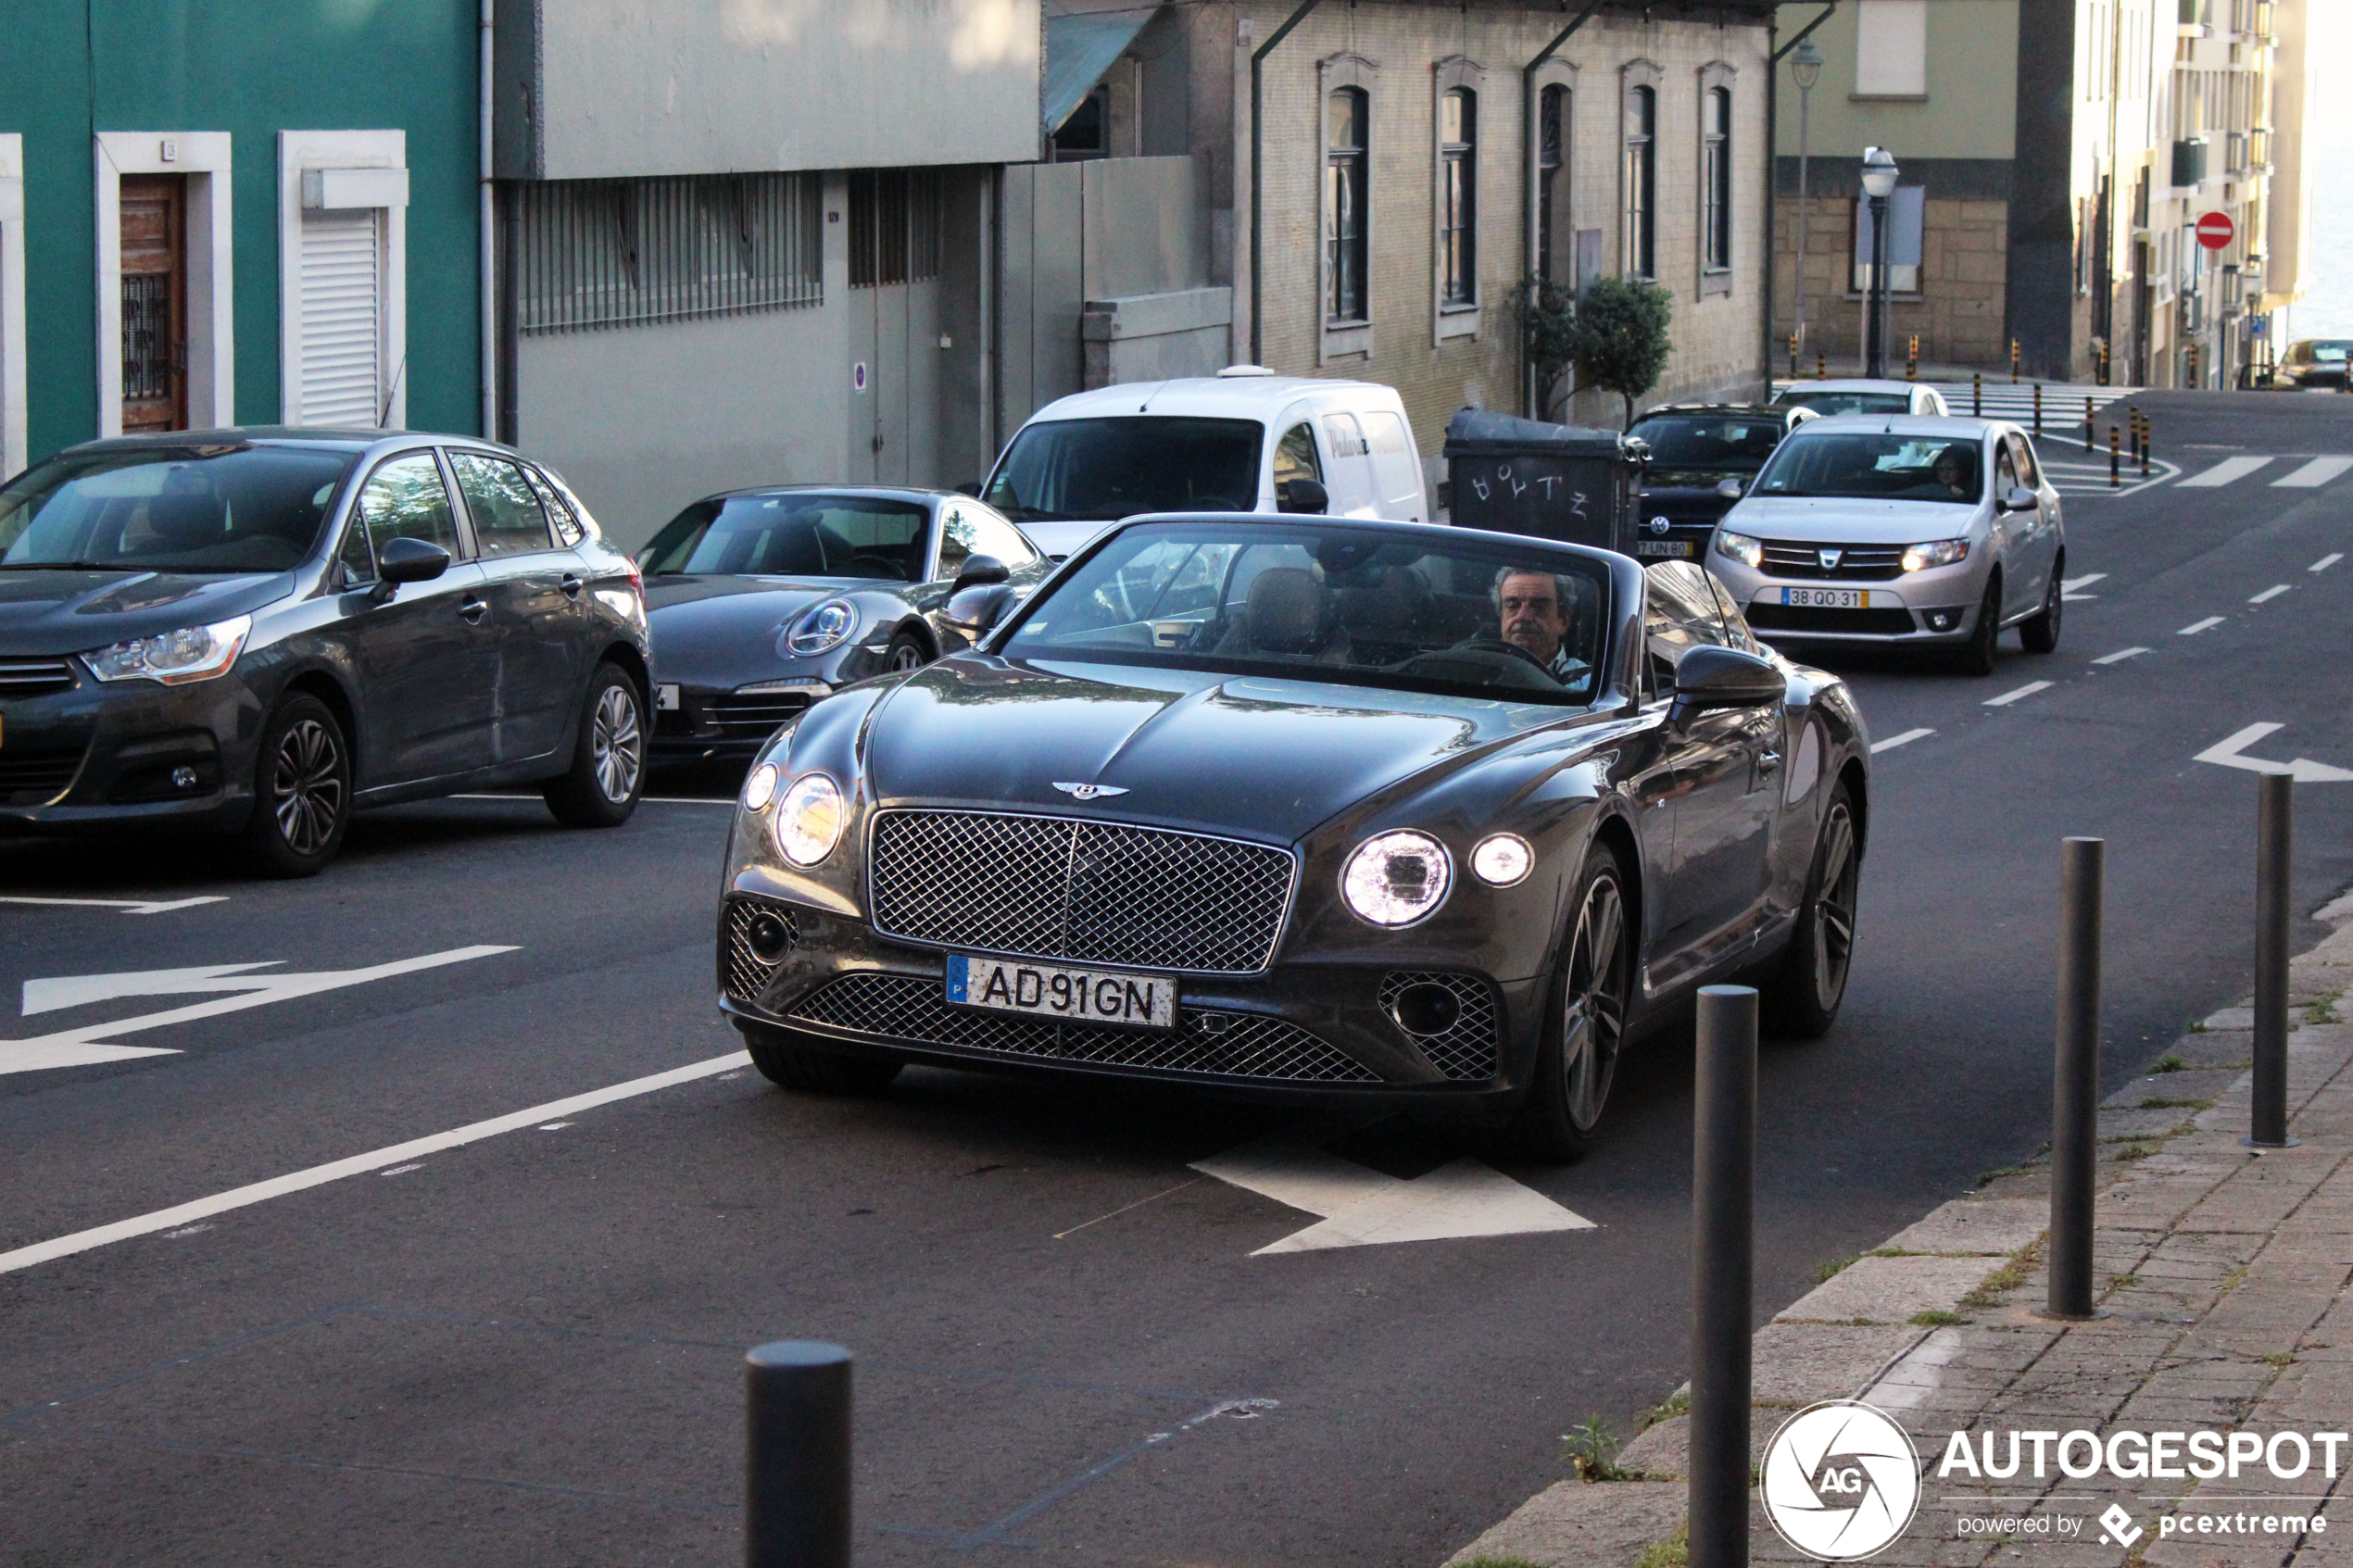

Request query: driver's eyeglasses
[{"left": 1500, "top": 594, "right": 1559, "bottom": 616}]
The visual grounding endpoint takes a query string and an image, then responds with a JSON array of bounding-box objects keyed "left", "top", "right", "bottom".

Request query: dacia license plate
[
  {"left": 947, "top": 954, "right": 1176, "bottom": 1030},
  {"left": 1780, "top": 586, "right": 1871, "bottom": 609},
  {"left": 1634, "top": 540, "right": 1693, "bottom": 558}
]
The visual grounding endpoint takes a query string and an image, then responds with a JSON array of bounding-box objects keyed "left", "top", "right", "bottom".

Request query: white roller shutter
[{"left": 296, "top": 207, "right": 382, "bottom": 426}]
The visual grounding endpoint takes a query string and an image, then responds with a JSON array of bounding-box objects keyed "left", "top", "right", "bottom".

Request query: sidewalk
[{"left": 1451, "top": 900, "right": 2353, "bottom": 1568}]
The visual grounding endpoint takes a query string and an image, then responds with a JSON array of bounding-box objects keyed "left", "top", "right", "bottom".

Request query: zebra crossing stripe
[
  {"left": 2272, "top": 457, "right": 2353, "bottom": 488},
  {"left": 2179, "top": 457, "right": 2273, "bottom": 487}
]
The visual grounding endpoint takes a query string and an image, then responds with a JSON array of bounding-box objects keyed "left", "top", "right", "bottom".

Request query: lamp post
[
  {"left": 1790, "top": 39, "right": 1822, "bottom": 377},
  {"left": 1861, "top": 147, "right": 1899, "bottom": 379}
]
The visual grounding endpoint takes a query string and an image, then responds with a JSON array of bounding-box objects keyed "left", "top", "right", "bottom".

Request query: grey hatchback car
[{"left": 0, "top": 429, "right": 651, "bottom": 874}]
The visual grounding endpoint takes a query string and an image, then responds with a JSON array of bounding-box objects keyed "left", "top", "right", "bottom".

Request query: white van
[{"left": 980, "top": 367, "right": 1428, "bottom": 558}]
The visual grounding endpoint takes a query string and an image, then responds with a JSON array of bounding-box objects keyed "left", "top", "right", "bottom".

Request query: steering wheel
[
  {"left": 1393, "top": 640, "right": 1563, "bottom": 692},
  {"left": 1454, "top": 635, "right": 1557, "bottom": 673},
  {"left": 847, "top": 554, "right": 910, "bottom": 581}
]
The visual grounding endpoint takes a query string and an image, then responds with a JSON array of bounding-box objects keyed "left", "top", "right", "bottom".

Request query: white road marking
[
  {"left": 2179, "top": 617, "right": 2225, "bottom": 635},
  {"left": 2192, "top": 723, "right": 2353, "bottom": 784},
  {"left": 0, "top": 947, "right": 518, "bottom": 1076},
  {"left": 2271, "top": 457, "right": 2353, "bottom": 488},
  {"left": 0, "top": 1050, "right": 749, "bottom": 1274},
  {"left": 1984, "top": 682, "right": 2054, "bottom": 708},
  {"left": 2062, "top": 572, "right": 2106, "bottom": 595},
  {"left": 1191, "top": 1135, "right": 1593, "bottom": 1254},
  {"left": 536, "top": 1122, "right": 573, "bottom": 1131},
  {"left": 2093, "top": 646, "right": 2149, "bottom": 665},
  {"left": 379, "top": 1163, "right": 424, "bottom": 1177},
  {"left": 2249, "top": 584, "right": 2292, "bottom": 604},
  {"left": 1869, "top": 728, "right": 1934, "bottom": 754},
  {"left": 0, "top": 895, "right": 228, "bottom": 915},
  {"left": 2178, "top": 457, "right": 2274, "bottom": 487},
  {"left": 2313, "top": 554, "right": 2345, "bottom": 573}
]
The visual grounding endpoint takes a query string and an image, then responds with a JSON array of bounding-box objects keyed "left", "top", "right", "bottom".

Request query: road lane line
[
  {"left": 2271, "top": 458, "right": 2353, "bottom": 488},
  {"left": 2179, "top": 617, "right": 2225, "bottom": 635},
  {"left": 1869, "top": 729, "right": 1933, "bottom": 754},
  {"left": 2093, "top": 647, "right": 2150, "bottom": 665},
  {"left": 0, "top": 1050, "right": 750, "bottom": 1275},
  {"left": 2177, "top": 457, "right": 2274, "bottom": 487},
  {"left": 0, "top": 895, "right": 229, "bottom": 915},
  {"left": 2249, "top": 584, "right": 2292, "bottom": 604},
  {"left": 2312, "top": 554, "right": 2343, "bottom": 573},
  {"left": 1984, "top": 682, "right": 2054, "bottom": 707},
  {"left": 452, "top": 793, "right": 734, "bottom": 806}
]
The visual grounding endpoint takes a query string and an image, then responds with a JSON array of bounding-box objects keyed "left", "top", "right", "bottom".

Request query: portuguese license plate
[
  {"left": 946, "top": 954, "right": 1176, "bottom": 1030},
  {"left": 1780, "top": 586, "right": 1872, "bottom": 609},
  {"left": 1634, "top": 540, "right": 1693, "bottom": 558}
]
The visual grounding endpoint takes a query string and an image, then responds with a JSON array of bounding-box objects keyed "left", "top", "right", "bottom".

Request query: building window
[
  {"left": 279, "top": 131, "right": 410, "bottom": 429},
  {"left": 1439, "top": 87, "right": 1477, "bottom": 307},
  {"left": 1052, "top": 85, "right": 1109, "bottom": 161},
  {"left": 518, "top": 172, "right": 823, "bottom": 333},
  {"left": 1537, "top": 84, "right": 1567, "bottom": 282},
  {"left": 1623, "top": 85, "right": 1655, "bottom": 278},
  {"left": 848, "top": 169, "right": 940, "bottom": 288},
  {"left": 1856, "top": 0, "right": 1928, "bottom": 96},
  {"left": 1702, "top": 87, "right": 1732, "bottom": 273},
  {"left": 1326, "top": 88, "right": 1369, "bottom": 323}
]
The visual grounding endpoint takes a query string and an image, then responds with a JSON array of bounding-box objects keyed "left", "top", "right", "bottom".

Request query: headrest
[
  {"left": 1245, "top": 567, "right": 1325, "bottom": 655},
  {"left": 145, "top": 484, "right": 222, "bottom": 546}
]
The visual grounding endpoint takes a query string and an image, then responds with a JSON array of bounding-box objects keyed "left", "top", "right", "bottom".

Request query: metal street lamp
[
  {"left": 1861, "top": 147, "right": 1899, "bottom": 379},
  {"left": 1790, "top": 38, "right": 1823, "bottom": 377}
]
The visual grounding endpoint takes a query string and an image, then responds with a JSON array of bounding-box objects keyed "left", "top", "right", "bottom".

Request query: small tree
[
  {"left": 1573, "top": 275, "right": 1674, "bottom": 430},
  {"left": 1517, "top": 277, "right": 1579, "bottom": 423}
]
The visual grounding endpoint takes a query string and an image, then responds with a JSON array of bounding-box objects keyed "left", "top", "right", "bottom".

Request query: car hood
[
  {"left": 1721, "top": 495, "right": 1982, "bottom": 542},
  {"left": 861, "top": 656, "right": 1541, "bottom": 844},
  {"left": 645, "top": 574, "right": 886, "bottom": 683},
  {"left": 0, "top": 570, "right": 296, "bottom": 656}
]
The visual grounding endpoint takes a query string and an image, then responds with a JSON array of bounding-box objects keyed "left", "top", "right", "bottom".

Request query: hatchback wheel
[
  {"left": 239, "top": 694, "right": 351, "bottom": 878},
  {"left": 1761, "top": 784, "right": 1861, "bottom": 1039},
  {"left": 2020, "top": 560, "right": 2064, "bottom": 653},
  {"left": 544, "top": 662, "right": 645, "bottom": 827},
  {"left": 1951, "top": 574, "right": 2002, "bottom": 676},
  {"left": 1509, "top": 843, "right": 1630, "bottom": 1161}
]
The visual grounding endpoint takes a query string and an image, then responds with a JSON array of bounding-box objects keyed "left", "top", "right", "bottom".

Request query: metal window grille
[
  {"left": 516, "top": 173, "right": 821, "bottom": 334},
  {"left": 121, "top": 275, "right": 174, "bottom": 399},
  {"left": 849, "top": 169, "right": 940, "bottom": 289}
]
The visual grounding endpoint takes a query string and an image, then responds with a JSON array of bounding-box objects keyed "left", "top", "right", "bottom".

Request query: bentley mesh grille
[
  {"left": 722, "top": 897, "right": 799, "bottom": 1005},
  {"left": 788, "top": 972, "right": 1378, "bottom": 1083},
  {"left": 1378, "top": 972, "right": 1502, "bottom": 1081},
  {"left": 868, "top": 810, "right": 1296, "bottom": 974}
]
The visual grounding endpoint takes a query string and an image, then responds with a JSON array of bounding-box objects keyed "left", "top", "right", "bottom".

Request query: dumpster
[{"left": 1441, "top": 408, "right": 1646, "bottom": 553}]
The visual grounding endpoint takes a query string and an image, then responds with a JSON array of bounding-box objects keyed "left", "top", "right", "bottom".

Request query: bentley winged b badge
[{"left": 1052, "top": 782, "right": 1130, "bottom": 801}]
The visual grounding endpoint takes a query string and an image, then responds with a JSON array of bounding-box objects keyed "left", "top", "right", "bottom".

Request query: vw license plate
[
  {"left": 1634, "top": 540, "right": 1693, "bottom": 558},
  {"left": 946, "top": 954, "right": 1176, "bottom": 1030},
  {"left": 1780, "top": 586, "right": 1872, "bottom": 609}
]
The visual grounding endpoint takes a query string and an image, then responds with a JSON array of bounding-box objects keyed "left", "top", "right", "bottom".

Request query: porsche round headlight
[
  {"left": 1470, "top": 833, "right": 1534, "bottom": 887},
  {"left": 772, "top": 772, "right": 846, "bottom": 865},
  {"left": 742, "top": 762, "right": 779, "bottom": 812},
  {"left": 1341, "top": 831, "right": 1453, "bottom": 927},
  {"left": 786, "top": 598, "right": 859, "bottom": 656}
]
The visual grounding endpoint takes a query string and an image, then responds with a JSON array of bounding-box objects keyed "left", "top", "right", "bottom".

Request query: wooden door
[{"left": 120, "top": 175, "right": 188, "bottom": 433}]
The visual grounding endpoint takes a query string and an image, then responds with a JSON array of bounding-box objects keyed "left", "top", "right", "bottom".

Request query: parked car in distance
[
  {"left": 0, "top": 429, "right": 651, "bottom": 874},
  {"left": 638, "top": 485, "right": 1050, "bottom": 766},
  {"left": 717, "top": 518, "right": 1869, "bottom": 1160},
  {"left": 981, "top": 367, "right": 1428, "bottom": 558},
  {"left": 1710, "top": 415, "right": 2067, "bottom": 675},
  {"left": 2268, "top": 340, "right": 2353, "bottom": 392},
  {"left": 1627, "top": 403, "right": 1818, "bottom": 564},
  {"left": 1770, "top": 380, "right": 1949, "bottom": 418}
]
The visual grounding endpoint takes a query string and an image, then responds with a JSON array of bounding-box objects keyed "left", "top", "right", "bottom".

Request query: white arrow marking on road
[
  {"left": 1869, "top": 728, "right": 1933, "bottom": 754},
  {"left": 1190, "top": 1135, "right": 1594, "bottom": 1254},
  {"left": 0, "top": 946, "right": 519, "bottom": 1075},
  {"left": 1984, "top": 681, "right": 2054, "bottom": 708},
  {"left": 2250, "top": 584, "right": 2292, "bottom": 605},
  {"left": 2313, "top": 554, "right": 2344, "bottom": 573},
  {"left": 2093, "top": 646, "right": 2149, "bottom": 665},
  {"left": 0, "top": 895, "right": 229, "bottom": 915},
  {"left": 2179, "top": 457, "right": 2273, "bottom": 487},
  {"left": 2271, "top": 457, "right": 2353, "bottom": 488},
  {"left": 2192, "top": 724, "right": 2353, "bottom": 784},
  {"left": 2179, "top": 617, "right": 2225, "bottom": 635},
  {"left": 2061, "top": 572, "right": 2106, "bottom": 600}
]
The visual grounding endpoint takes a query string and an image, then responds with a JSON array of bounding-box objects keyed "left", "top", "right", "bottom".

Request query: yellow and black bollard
[
  {"left": 1907, "top": 335, "right": 1919, "bottom": 381},
  {"left": 2033, "top": 382, "right": 2044, "bottom": 435},
  {"left": 2083, "top": 395, "right": 2095, "bottom": 454},
  {"left": 1972, "top": 372, "right": 1982, "bottom": 417},
  {"left": 2011, "top": 340, "right": 2021, "bottom": 383},
  {"left": 2109, "top": 425, "right": 2121, "bottom": 488},
  {"left": 1817, "top": 351, "right": 1828, "bottom": 381},
  {"left": 2098, "top": 339, "right": 2110, "bottom": 387}
]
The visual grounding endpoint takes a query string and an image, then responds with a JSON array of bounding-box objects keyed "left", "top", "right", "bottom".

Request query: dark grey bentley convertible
[{"left": 714, "top": 516, "right": 1869, "bottom": 1157}]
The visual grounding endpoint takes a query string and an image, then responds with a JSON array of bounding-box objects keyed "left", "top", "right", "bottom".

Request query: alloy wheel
[
  {"left": 270, "top": 718, "right": 345, "bottom": 856},
  {"left": 1559, "top": 872, "right": 1628, "bottom": 1133},
  {"left": 590, "top": 684, "right": 643, "bottom": 803},
  {"left": 1809, "top": 802, "right": 1860, "bottom": 1010},
  {"left": 888, "top": 641, "right": 924, "bottom": 672}
]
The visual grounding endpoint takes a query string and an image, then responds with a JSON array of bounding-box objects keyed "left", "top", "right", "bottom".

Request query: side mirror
[
  {"left": 371, "top": 535, "right": 450, "bottom": 600},
  {"left": 941, "top": 583, "right": 1020, "bottom": 646},
  {"left": 1670, "top": 645, "right": 1786, "bottom": 721},
  {"left": 951, "top": 554, "right": 1011, "bottom": 592},
  {"left": 2001, "top": 484, "right": 2039, "bottom": 511},
  {"left": 1716, "top": 477, "right": 1745, "bottom": 500},
  {"left": 1277, "top": 477, "right": 1329, "bottom": 515}
]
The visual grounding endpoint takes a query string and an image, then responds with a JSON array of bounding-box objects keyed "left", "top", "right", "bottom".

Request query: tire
[
  {"left": 2019, "top": 559, "right": 2064, "bottom": 654},
  {"left": 739, "top": 1022, "right": 905, "bottom": 1094},
  {"left": 1950, "top": 574, "right": 2002, "bottom": 677},
  {"left": 1508, "top": 842, "right": 1633, "bottom": 1162},
  {"left": 1760, "top": 784, "right": 1862, "bottom": 1040},
  {"left": 543, "top": 662, "right": 646, "bottom": 828},
  {"left": 238, "top": 693, "right": 353, "bottom": 878},
  {"left": 884, "top": 628, "right": 929, "bottom": 673}
]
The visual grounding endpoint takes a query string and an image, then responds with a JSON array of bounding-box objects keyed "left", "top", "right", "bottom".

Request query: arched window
[
  {"left": 1538, "top": 84, "right": 1567, "bottom": 282},
  {"left": 1623, "top": 84, "right": 1655, "bottom": 278},
  {"left": 1440, "top": 87, "right": 1477, "bottom": 305},
  {"left": 1703, "top": 86, "right": 1732, "bottom": 272},
  {"left": 1326, "top": 88, "right": 1369, "bottom": 323}
]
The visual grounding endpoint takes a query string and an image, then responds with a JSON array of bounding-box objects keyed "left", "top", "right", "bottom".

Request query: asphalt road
[{"left": 4, "top": 388, "right": 2349, "bottom": 1567}]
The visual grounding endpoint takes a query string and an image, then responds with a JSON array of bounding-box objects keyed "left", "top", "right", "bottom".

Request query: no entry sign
[{"left": 2196, "top": 210, "right": 2235, "bottom": 250}]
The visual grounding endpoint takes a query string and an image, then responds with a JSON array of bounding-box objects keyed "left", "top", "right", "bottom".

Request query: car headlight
[
  {"left": 1899, "top": 538, "right": 1971, "bottom": 572},
  {"left": 82, "top": 614, "right": 252, "bottom": 684},
  {"left": 742, "top": 762, "right": 779, "bottom": 812},
  {"left": 785, "top": 598, "right": 859, "bottom": 657},
  {"left": 772, "top": 772, "right": 846, "bottom": 865},
  {"left": 1715, "top": 530, "right": 1764, "bottom": 570},
  {"left": 1470, "top": 833, "right": 1533, "bottom": 887},
  {"left": 1341, "top": 830, "right": 1453, "bottom": 927}
]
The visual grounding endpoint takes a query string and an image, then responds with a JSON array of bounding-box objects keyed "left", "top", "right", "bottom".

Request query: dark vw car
[
  {"left": 0, "top": 430, "right": 650, "bottom": 874},
  {"left": 715, "top": 517, "right": 1870, "bottom": 1159},
  {"left": 1626, "top": 404, "right": 1813, "bottom": 565},
  {"left": 638, "top": 486, "right": 1048, "bottom": 764}
]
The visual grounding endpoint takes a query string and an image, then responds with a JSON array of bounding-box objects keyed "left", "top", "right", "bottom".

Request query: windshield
[
  {"left": 0, "top": 445, "right": 356, "bottom": 573},
  {"left": 984, "top": 417, "right": 1263, "bottom": 522},
  {"left": 1002, "top": 521, "right": 1612, "bottom": 707},
  {"left": 638, "top": 494, "right": 930, "bottom": 581},
  {"left": 1629, "top": 414, "right": 1784, "bottom": 473},
  {"left": 1772, "top": 390, "right": 1911, "bottom": 416},
  {"left": 1753, "top": 433, "right": 1984, "bottom": 502}
]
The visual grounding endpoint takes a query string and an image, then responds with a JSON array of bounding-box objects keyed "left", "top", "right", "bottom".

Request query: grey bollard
[
  {"left": 746, "top": 1340, "right": 853, "bottom": 1568},
  {"left": 2249, "top": 772, "right": 2299, "bottom": 1148},
  {"left": 2046, "top": 838, "right": 2103, "bottom": 1321},
  {"left": 1690, "top": 985, "right": 1756, "bottom": 1568}
]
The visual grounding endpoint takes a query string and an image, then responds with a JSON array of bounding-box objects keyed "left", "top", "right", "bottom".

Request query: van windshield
[{"left": 984, "top": 417, "right": 1263, "bottom": 522}]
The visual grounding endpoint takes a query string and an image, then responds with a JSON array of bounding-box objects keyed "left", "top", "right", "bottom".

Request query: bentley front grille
[
  {"left": 868, "top": 810, "right": 1296, "bottom": 974},
  {"left": 1378, "top": 972, "right": 1501, "bottom": 1081},
  {"left": 788, "top": 972, "right": 1378, "bottom": 1084},
  {"left": 722, "top": 897, "right": 800, "bottom": 1005}
]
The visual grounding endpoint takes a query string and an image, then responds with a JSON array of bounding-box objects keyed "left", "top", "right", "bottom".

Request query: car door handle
[
  {"left": 560, "top": 573, "right": 583, "bottom": 599},
  {"left": 458, "top": 596, "right": 488, "bottom": 625}
]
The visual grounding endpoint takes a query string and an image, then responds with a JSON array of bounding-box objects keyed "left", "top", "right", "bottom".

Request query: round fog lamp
[
  {"left": 1470, "top": 833, "right": 1533, "bottom": 886},
  {"left": 743, "top": 762, "right": 779, "bottom": 811},
  {"left": 1341, "top": 830, "right": 1453, "bottom": 927},
  {"left": 773, "top": 772, "right": 847, "bottom": 866}
]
